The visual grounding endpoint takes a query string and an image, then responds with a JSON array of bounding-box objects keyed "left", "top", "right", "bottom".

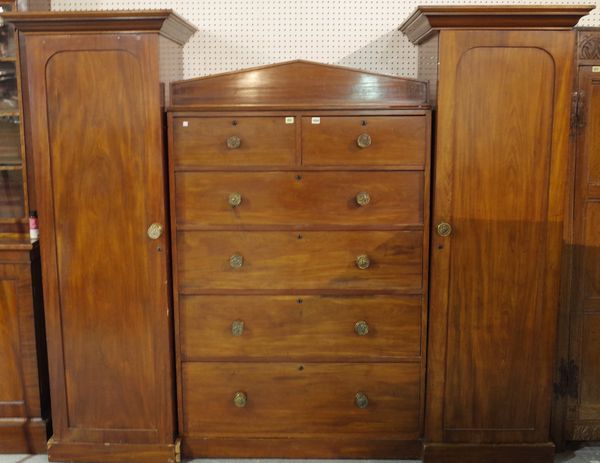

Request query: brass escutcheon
[
  {"left": 230, "top": 254, "right": 244, "bottom": 268},
  {"left": 355, "top": 391, "right": 369, "bottom": 409},
  {"left": 231, "top": 320, "right": 245, "bottom": 336},
  {"left": 228, "top": 192, "right": 242, "bottom": 207},
  {"left": 356, "top": 191, "right": 371, "bottom": 206},
  {"left": 437, "top": 222, "right": 452, "bottom": 237},
  {"left": 227, "top": 135, "right": 241, "bottom": 149},
  {"left": 354, "top": 320, "right": 369, "bottom": 336},
  {"left": 357, "top": 133, "right": 372, "bottom": 148},
  {"left": 356, "top": 254, "right": 370, "bottom": 270},
  {"left": 233, "top": 391, "right": 247, "bottom": 407}
]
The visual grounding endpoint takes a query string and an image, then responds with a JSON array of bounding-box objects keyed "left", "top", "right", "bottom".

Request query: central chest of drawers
[{"left": 167, "top": 61, "right": 431, "bottom": 459}]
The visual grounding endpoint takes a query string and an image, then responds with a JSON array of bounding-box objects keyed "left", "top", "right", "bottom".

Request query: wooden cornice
[
  {"left": 399, "top": 5, "right": 595, "bottom": 44},
  {"left": 3, "top": 10, "right": 197, "bottom": 45},
  {"left": 170, "top": 60, "right": 429, "bottom": 109}
]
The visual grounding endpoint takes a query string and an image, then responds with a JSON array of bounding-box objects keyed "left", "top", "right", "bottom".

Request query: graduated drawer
[
  {"left": 182, "top": 362, "right": 421, "bottom": 437},
  {"left": 172, "top": 116, "right": 296, "bottom": 167},
  {"left": 177, "top": 230, "right": 423, "bottom": 292},
  {"left": 175, "top": 171, "right": 423, "bottom": 227},
  {"left": 302, "top": 116, "right": 427, "bottom": 167},
  {"left": 180, "top": 295, "right": 422, "bottom": 361}
]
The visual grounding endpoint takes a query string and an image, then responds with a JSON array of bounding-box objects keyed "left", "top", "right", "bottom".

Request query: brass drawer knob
[
  {"left": 437, "top": 222, "right": 452, "bottom": 237},
  {"left": 357, "top": 133, "right": 372, "bottom": 148},
  {"left": 227, "top": 135, "right": 241, "bottom": 149},
  {"left": 356, "top": 254, "right": 370, "bottom": 270},
  {"left": 355, "top": 391, "right": 369, "bottom": 409},
  {"left": 355, "top": 192, "right": 371, "bottom": 206},
  {"left": 230, "top": 254, "right": 244, "bottom": 268},
  {"left": 147, "top": 223, "right": 163, "bottom": 240},
  {"left": 233, "top": 391, "right": 247, "bottom": 408},
  {"left": 231, "top": 320, "right": 244, "bottom": 336},
  {"left": 354, "top": 320, "right": 369, "bottom": 336},
  {"left": 228, "top": 192, "right": 242, "bottom": 207}
]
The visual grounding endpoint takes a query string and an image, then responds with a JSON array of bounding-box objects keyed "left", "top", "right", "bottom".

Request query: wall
[{"left": 52, "top": 0, "right": 599, "bottom": 79}]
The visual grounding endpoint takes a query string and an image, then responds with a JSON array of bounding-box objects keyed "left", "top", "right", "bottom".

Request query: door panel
[
  {"left": 428, "top": 30, "right": 574, "bottom": 443},
  {"left": 21, "top": 33, "right": 173, "bottom": 444}
]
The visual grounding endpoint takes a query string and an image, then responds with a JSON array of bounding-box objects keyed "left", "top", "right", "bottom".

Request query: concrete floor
[{"left": 0, "top": 446, "right": 599, "bottom": 463}]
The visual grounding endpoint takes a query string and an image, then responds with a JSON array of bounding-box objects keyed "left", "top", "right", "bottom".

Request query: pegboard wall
[{"left": 52, "top": 0, "right": 600, "bottom": 79}]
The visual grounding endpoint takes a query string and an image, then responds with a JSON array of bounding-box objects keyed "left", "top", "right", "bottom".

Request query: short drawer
[
  {"left": 182, "top": 362, "right": 421, "bottom": 437},
  {"left": 175, "top": 171, "right": 423, "bottom": 227},
  {"left": 177, "top": 230, "right": 423, "bottom": 292},
  {"left": 172, "top": 116, "right": 296, "bottom": 167},
  {"left": 302, "top": 116, "right": 427, "bottom": 167},
  {"left": 180, "top": 295, "right": 422, "bottom": 361}
]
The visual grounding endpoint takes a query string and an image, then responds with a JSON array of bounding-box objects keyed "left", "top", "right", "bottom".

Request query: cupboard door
[
  {"left": 428, "top": 31, "right": 574, "bottom": 443},
  {"left": 21, "top": 34, "right": 174, "bottom": 445}
]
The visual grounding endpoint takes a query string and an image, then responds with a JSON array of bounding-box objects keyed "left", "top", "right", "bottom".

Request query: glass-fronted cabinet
[{"left": 0, "top": 1, "right": 25, "bottom": 230}]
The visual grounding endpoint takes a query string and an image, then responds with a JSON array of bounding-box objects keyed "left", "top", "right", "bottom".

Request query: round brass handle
[
  {"left": 356, "top": 254, "right": 370, "bottom": 270},
  {"left": 230, "top": 254, "right": 244, "bottom": 268},
  {"left": 437, "top": 222, "right": 453, "bottom": 237},
  {"left": 357, "top": 133, "right": 372, "bottom": 148},
  {"left": 228, "top": 192, "right": 242, "bottom": 207},
  {"left": 147, "top": 223, "right": 163, "bottom": 240},
  {"left": 227, "top": 135, "right": 241, "bottom": 149},
  {"left": 231, "top": 320, "right": 244, "bottom": 336},
  {"left": 355, "top": 192, "right": 371, "bottom": 206},
  {"left": 354, "top": 320, "right": 369, "bottom": 336},
  {"left": 355, "top": 391, "right": 369, "bottom": 409},
  {"left": 233, "top": 391, "right": 247, "bottom": 408}
]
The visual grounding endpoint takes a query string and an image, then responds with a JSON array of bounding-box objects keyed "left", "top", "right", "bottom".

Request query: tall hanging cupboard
[
  {"left": 5, "top": 11, "right": 196, "bottom": 463},
  {"left": 400, "top": 5, "right": 593, "bottom": 463}
]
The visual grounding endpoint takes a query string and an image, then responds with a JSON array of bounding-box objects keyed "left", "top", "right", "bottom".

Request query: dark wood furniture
[
  {"left": 0, "top": 0, "right": 51, "bottom": 454},
  {"left": 400, "top": 6, "right": 593, "bottom": 463},
  {"left": 0, "top": 235, "right": 49, "bottom": 453},
  {"left": 6, "top": 11, "right": 196, "bottom": 463},
  {"left": 553, "top": 27, "right": 600, "bottom": 446},
  {"left": 167, "top": 60, "right": 431, "bottom": 458}
]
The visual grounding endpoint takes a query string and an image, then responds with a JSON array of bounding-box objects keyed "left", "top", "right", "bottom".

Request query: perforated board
[{"left": 52, "top": 0, "right": 599, "bottom": 79}]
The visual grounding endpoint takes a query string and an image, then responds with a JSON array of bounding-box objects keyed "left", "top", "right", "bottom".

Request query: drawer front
[
  {"left": 182, "top": 362, "right": 421, "bottom": 436},
  {"left": 302, "top": 116, "right": 427, "bottom": 167},
  {"left": 180, "top": 295, "right": 422, "bottom": 361},
  {"left": 177, "top": 231, "right": 423, "bottom": 292},
  {"left": 176, "top": 171, "right": 423, "bottom": 227},
  {"left": 172, "top": 117, "right": 296, "bottom": 167}
]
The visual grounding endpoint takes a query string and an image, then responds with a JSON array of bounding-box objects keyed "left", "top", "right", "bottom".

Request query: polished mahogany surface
[
  {"left": 10, "top": 11, "right": 195, "bottom": 463},
  {"left": 169, "top": 61, "right": 431, "bottom": 458},
  {"left": 401, "top": 6, "right": 591, "bottom": 463}
]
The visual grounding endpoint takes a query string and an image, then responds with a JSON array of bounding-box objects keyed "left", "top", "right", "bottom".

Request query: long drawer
[
  {"left": 172, "top": 116, "right": 296, "bottom": 168},
  {"left": 180, "top": 295, "right": 422, "bottom": 361},
  {"left": 182, "top": 362, "right": 421, "bottom": 437},
  {"left": 302, "top": 115, "right": 427, "bottom": 167},
  {"left": 175, "top": 171, "right": 423, "bottom": 227},
  {"left": 177, "top": 230, "right": 423, "bottom": 292}
]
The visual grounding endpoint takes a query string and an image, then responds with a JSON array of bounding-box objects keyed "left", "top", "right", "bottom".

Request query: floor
[{"left": 0, "top": 446, "right": 599, "bottom": 462}]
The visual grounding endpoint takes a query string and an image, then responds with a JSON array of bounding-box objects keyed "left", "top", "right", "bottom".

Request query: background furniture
[
  {"left": 553, "top": 26, "right": 600, "bottom": 446},
  {"left": 0, "top": 238, "right": 49, "bottom": 453},
  {"left": 0, "top": 0, "right": 50, "bottom": 454},
  {"left": 401, "top": 6, "right": 593, "bottom": 463},
  {"left": 6, "top": 11, "right": 196, "bottom": 463},
  {"left": 167, "top": 60, "right": 430, "bottom": 458}
]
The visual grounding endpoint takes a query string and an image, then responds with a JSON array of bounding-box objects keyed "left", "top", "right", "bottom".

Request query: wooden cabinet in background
[
  {"left": 553, "top": 27, "right": 600, "bottom": 446},
  {"left": 168, "top": 60, "right": 431, "bottom": 459},
  {"left": 400, "top": 6, "right": 593, "bottom": 463},
  {"left": 6, "top": 11, "right": 196, "bottom": 463},
  {"left": 0, "top": 237, "right": 49, "bottom": 453}
]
